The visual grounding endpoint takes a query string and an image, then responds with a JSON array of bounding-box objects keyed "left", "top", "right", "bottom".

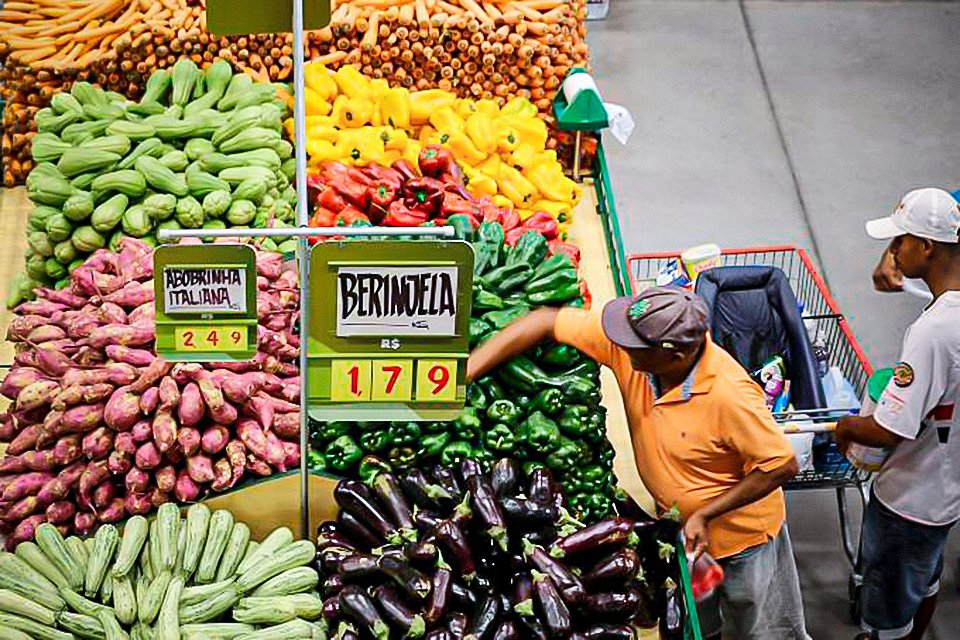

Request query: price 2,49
[{"left": 174, "top": 326, "right": 248, "bottom": 352}]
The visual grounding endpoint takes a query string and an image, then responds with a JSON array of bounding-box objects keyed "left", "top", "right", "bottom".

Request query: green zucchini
[
  {"left": 14, "top": 542, "right": 70, "bottom": 589},
  {"left": 236, "top": 541, "right": 315, "bottom": 593},
  {"left": 138, "top": 570, "right": 172, "bottom": 625},
  {"left": 182, "top": 503, "right": 211, "bottom": 579},
  {"left": 96, "top": 608, "right": 128, "bottom": 640},
  {"left": 197, "top": 510, "right": 234, "bottom": 584},
  {"left": 0, "top": 611, "right": 73, "bottom": 640},
  {"left": 180, "top": 623, "right": 254, "bottom": 640},
  {"left": 235, "top": 618, "right": 315, "bottom": 640},
  {"left": 112, "top": 574, "right": 138, "bottom": 626},
  {"left": 178, "top": 583, "right": 240, "bottom": 625},
  {"left": 85, "top": 524, "right": 120, "bottom": 597},
  {"left": 236, "top": 528, "right": 293, "bottom": 576},
  {"left": 113, "top": 515, "right": 149, "bottom": 578},
  {"left": 156, "top": 502, "right": 181, "bottom": 572},
  {"left": 0, "top": 554, "right": 65, "bottom": 611},
  {"left": 0, "top": 588, "right": 57, "bottom": 626},
  {"left": 58, "top": 611, "right": 106, "bottom": 640},
  {"left": 60, "top": 588, "right": 108, "bottom": 617},
  {"left": 250, "top": 567, "right": 319, "bottom": 598},
  {"left": 215, "top": 523, "right": 250, "bottom": 582},
  {"left": 155, "top": 576, "right": 183, "bottom": 640},
  {"left": 180, "top": 579, "right": 236, "bottom": 608},
  {"left": 35, "top": 524, "right": 84, "bottom": 590}
]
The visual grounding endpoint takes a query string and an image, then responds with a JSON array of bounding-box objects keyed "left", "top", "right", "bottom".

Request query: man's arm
[
  {"left": 467, "top": 308, "right": 559, "bottom": 382},
  {"left": 684, "top": 459, "right": 798, "bottom": 556},
  {"left": 872, "top": 245, "right": 904, "bottom": 292},
  {"left": 835, "top": 414, "right": 903, "bottom": 454}
]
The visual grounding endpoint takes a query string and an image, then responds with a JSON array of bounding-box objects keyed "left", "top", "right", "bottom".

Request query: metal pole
[
  {"left": 572, "top": 130, "right": 582, "bottom": 182},
  {"left": 156, "top": 226, "right": 456, "bottom": 241}
]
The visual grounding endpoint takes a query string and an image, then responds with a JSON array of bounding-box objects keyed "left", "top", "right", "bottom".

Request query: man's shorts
[{"left": 860, "top": 494, "right": 955, "bottom": 639}]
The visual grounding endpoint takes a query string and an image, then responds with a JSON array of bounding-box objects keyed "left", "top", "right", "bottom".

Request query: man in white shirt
[{"left": 836, "top": 187, "right": 960, "bottom": 640}]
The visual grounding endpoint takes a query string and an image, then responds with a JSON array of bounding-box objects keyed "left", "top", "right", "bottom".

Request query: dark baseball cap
[{"left": 601, "top": 287, "right": 710, "bottom": 350}]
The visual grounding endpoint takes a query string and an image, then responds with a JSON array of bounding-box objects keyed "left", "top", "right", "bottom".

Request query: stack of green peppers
[{"left": 307, "top": 220, "right": 618, "bottom": 522}]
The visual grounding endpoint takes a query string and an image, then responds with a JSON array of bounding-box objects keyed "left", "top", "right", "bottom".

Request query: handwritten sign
[
  {"left": 336, "top": 266, "right": 458, "bottom": 337},
  {"left": 174, "top": 326, "right": 249, "bottom": 352},
  {"left": 163, "top": 266, "right": 247, "bottom": 314}
]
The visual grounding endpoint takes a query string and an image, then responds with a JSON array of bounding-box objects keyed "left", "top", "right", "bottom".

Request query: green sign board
[
  {"left": 206, "top": 0, "right": 330, "bottom": 37},
  {"left": 308, "top": 240, "right": 474, "bottom": 422},
  {"left": 154, "top": 245, "right": 258, "bottom": 362}
]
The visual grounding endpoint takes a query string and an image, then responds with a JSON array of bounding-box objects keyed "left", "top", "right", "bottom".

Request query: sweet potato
[
  {"left": 172, "top": 363, "right": 203, "bottom": 386},
  {"left": 8, "top": 315, "right": 53, "bottom": 341},
  {"left": 14, "top": 350, "right": 43, "bottom": 370},
  {"left": 0, "top": 418, "right": 14, "bottom": 443},
  {"left": 1, "top": 367, "right": 47, "bottom": 400},
  {"left": 1, "top": 471, "right": 54, "bottom": 502},
  {"left": 131, "top": 419, "right": 153, "bottom": 444},
  {"left": 276, "top": 363, "right": 297, "bottom": 377},
  {"left": 272, "top": 413, "right": 300, "bottom": 441},
  {"left": 26, "top": 325, "right": 67, "bottom": 344},
  {"left": 134, "top": 442, "right": 161, "bottom": 470},
  {"left": 164, "top": 446, "right": 184, "bottom": 466},
  {"left": 139, "top": 387, "right": 159, "bottom": 415},
  {"left": 92, "top": 481, "right": 116, "bottom": 510},
  {"left": 70, "top": 267, "right": 98, "bottom": 297},
  {"left": 148, "top": 489, "right": 172, "bottom": 508},
  {"left": 225, "top": 441, "right": 246, "bottom": 488},
  {"left": 114, "top": 432, "right": 136, "bottom": 456},
  {"left": 220, "top": 371, "right": 266, "bottom": 404},
  {"left": 256, "top": 252, "right": 283, "bottom": 279},
  {"left": 106, "top": 345, "right": 155, "bottom": 367},
  {"left": 74, "top": 511, "right": 96, "bottom": 536},
  {"left": 211, "top": 458, "right": 233, "bottom": 491},
  {"left": 98, "top": 497, "right": 126, "bottom": 523},
  {"left": 236, "top": 419, "right": 270, "bottom": 461},
  {"left": 39, "top": 287, "right": 87, "bottom": 309},
  {"left": 186, "top": 454, "right": 216, "bottom": 484},
  {"left": 22, "top": 450, "right": 58, "bottom": 472},
  {"left": 68, "top": 317, "right": 101, "bottom": 341},
  {"left": 61, "top": 403, "right": 105, "bottom": 434},
  {"left": 174, "top": 470, "right": 201, "bottom": 502},
  {"left": 53, "top": 434, "right": 82, "bottom": 466},
  {"left": 108, "top": 451, "right": 132, "bottom": 476},
  {"left": 256, "top": 392, "right": 299, "bottom": 413},
  {"left": 82, "top": 427, "right": 114, "bottom": 460},
  {"left": 130, "top": 358, "right": 171, "bottom": 394},
  {"left": 15, "top": 300, "right": 68, "bottom": 318},
  {"left": 155, "top": 465, "right": 176, "bottom": 494},
  {"left": 89, "top": 324, "right": 155, "bottom": 349},
  {"left": 174, "top": 427, "right": 199, "bottom": 458},
  {"left": 7, "top": 514, "right": 46, "bottom": 550},
  {"left": 279, "top": 378, "right": 300, "bottom": 403},
  {"left": 281, "top": 442, "right": 300, "bottom": 471},
  {"left": 243, "top": 397, "right": 275, "bottom": 430},
  {"left": 263, "top": 430, "right": 288, "bottom": 467},
  {"left": 193, "top": 370, "right": 236, "bottom": 424},
  {"left": 246, "top": 454, "right": 272, "bottom": 477},
  {"left": 201, "top": 426, "right": 230, "bottom": 455},
  {"left": 178, "top": 383, "right": 204, "bottom": 427},
  {"left": 208, "top": 360, "right": 260, "bottom": 374},
  {"left": 37, "top": 462, "right": 85, "bottom": 505},
  {"left": 92, "top": 271, "right": 124, "bottom": 295},
  {"left": 103, "top": 281, "right": 154, "bottom": 310},
  {"left": 79, "top": 460, "right": 110, "bottom": 510},
  {"left": 7, "top": 424, "right": 41, "bottom": 456},
  {"left": 45, "top": 500, "right": 77, "bottom": 525},
  {"left": 152, "top": 410, "right": 178, "bottom": 453},
  {"left": 3, "top": 495, "right": 42, "bottom": 523},
  {"left": 52, "top": 383, "right": 115, "bottom": 412},
  {"left": 63, "top": 363, "right": 138, "bottom": 387},
  {"left": 0, "top": 455, "right": 27, "bottom": 474},
  {"left": 97, "top": 301, "right": 129, "bottom": 325},
  {"left": 158, "top": 377, "right": 180, "bottom": 411},
  {"left": 105, "top": 386, "right": 141, "bottom": 431},
  {"left": 128, "top": 302, "right": 155, "bottom": 327},
  {"left": 36, "top": 347, "right": 74, "bottom": 377},
  {"left": 125, "top": 467, "right": 151, "bottom": 494},
  {"left": 125, "top": 493, "right": 152, "bottom": 516}
]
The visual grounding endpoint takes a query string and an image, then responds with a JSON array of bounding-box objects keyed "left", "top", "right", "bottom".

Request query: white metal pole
[{"left": 156, "top": 226, "right": 456, "bottom": 240}]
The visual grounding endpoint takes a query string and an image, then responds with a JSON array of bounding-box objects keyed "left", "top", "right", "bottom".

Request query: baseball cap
[
  {"left": 865, "top": 188, "right": 960, "bottom": 244},
  {"left": 601, "top": 287, "right": 710, "bottom": 350}
]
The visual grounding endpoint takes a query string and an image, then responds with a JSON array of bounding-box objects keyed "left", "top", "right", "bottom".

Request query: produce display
[
  {"left": 0, "top": 502, "right": 326, "bottom": 639},
  {"left": 0, "top": 239, "right": 302, "bottom": 547},
  {"left": 293, "top": 64, "right": 582, "bottom": 221},
  {"left": 314, "top": 457, "right": 685, "bottom": 639},
  {"left": 15, "top": 60, "right": 295, "bottom": 295}
]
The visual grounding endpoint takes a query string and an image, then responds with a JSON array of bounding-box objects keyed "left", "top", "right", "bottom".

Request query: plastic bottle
[{"left": 821, "top": 367, "right": 860, "bottom": 413}]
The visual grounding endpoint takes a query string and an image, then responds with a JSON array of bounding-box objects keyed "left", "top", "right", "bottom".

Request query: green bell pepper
[
  {"left": 469, "top": 318, "right": 494, "bottom": 349},
  {"left": 420, "top": 431, "right": 452, "bottom": 458},
  {"left": 326, "top": 435, "right": 364, "bottom": 472},
  {"left": 478, "top": 376, "right": 508, "bottom": 401},
  {"left": 545, "top": 437, "right": 586, "bottom": 470},
  {"left": 483, "top": 305, "right": 531, "bottom": 331},
  {"left": 518, "top": 411, "right": 562, "bottom": 454},
  {"left": 471, "top": 445, "right": 496, "bottom": 471},
  {"left": 575, "top": 465, "right": 613, "bottom": 493},
  {"left": 525, "top": 267, "right": 578, "bottom": 295},
  {"left": 446, "top": 213, "right": 476, "bottom": 241},
  {"left": 454, "top": 407, "right": 483, "bottom": 439},
  {"left": 474, "top": 221, "right": 505, "bottom": 275},
  {"left": 387, "top": 422, "right": 421, "bottom": 446},
  {"left": 522, "top": 460, "right": 546, "bottom": 476},
  {"left": 479, "top": 262, "right": 527, "bottom": 290},
  {"left": 549, "top": 373, "right": 598, "bottom": 404},
  {"left": 562, "top": 360, "right": 601, "bottom": 378},
  {"left": 532, "top": 253, "right": 574, "bottom": 280},
  {"left": 527, "top": 282, "right": 581, "bottom": 306},
  {"left": 473, "top": 290, "right": 504, "bottom": 312},
  {"left": 514, "top": 395, "right": 532, "bottom": 412},
  {"left": 496, "top": 356, "right": 548, "bottom": 395},
  {"left": 557, "top": 405, "right": 593, "bottom": 438},
  {"left": 314, "top": 421, "right": 354, "bottom": 442},
  {"left": 387, "top": 446, "right": 418, "bottom": 468},
  {"left": 506, "top": 231, "right": 548, "bottom": 269},
  {"left": 423, "top": 421, "right": 450, "bottom": 434},
  {"left": 497, "top": 266, "right": 533, "bottom": 295},
  {"left": 483, "top": 423, "right": 517, "bottom": 453},
  {"left": 359, "top": 428, "right": 390, "bottom": 453},
  {"left": 441, "top": 440, "right": 475, "bottom": 466},
  {"left": 531, "top": 388, "right": 564, "bottom": 415},
  {"left": 307, "top": 450, "right": 327, "bottom": 473},
  {"left": 538, "top": 343, "right": 583, "bottom": 369},
  {"left": 486, "top": 399, "right": 523, "bottom": 426},
  {"left": 466, "top": 383, "right": 489, "bottom": 411}
]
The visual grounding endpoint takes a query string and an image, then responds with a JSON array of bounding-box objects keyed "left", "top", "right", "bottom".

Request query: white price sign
[
  {"left": 163, "top": 266, "right": 248, "bottom": 314},
  {"left": 336, "top": 266, "right": 459, "bottom": 337}
]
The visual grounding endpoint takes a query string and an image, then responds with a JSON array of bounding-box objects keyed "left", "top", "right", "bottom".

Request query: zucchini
[
  {"left": 0, "top": 626, "right": 32, "bottom": 640},
  {"left": 100, "top": 573, "right": 114, "bottom": 603},
  {"left": 112, "top": 574, "right": 138, "bottom": 626},
  {"left": 197, "top": 510, "right": 234, "bottom": 584},
  {"left": 183, "top": 503, "right": 211, "bottom": 579},
  {"left": 181, "top": 623, "right": 254, "bottom": 640},
  {"left": 215, "top": 523, "right": 250, "bottom": 582},
  {"left": 138, "top": 570, "right": 172, "bottom": 625},
  {"left": 180, "top": 579, "right": 236, "bottom": 608},
  {"left": 250, "top": 567, "right": 319, "bottom": 598},
  {"left": 14, "top": 542, "right": 71, "bottom": 589},
  {"left": 81, "top": 134, "right": 132, "bottom": 156},
  {"left": 240, "top": 541, "right": 259, "bottom": 569},
  {"left": 236, "top": 528, "right": 293, "bottom": 576},
  {"left": 118, "top": 138, "right": 164, "bottom": 170},
  {"left": 149, "top": 520, "right": 162, "bottom": 581},
  {"left": 113, "top": 515, "right": 149, "bottom": 578},
  {"left": 35, "top": 524, "right": 84, "bottom": 591},
  {"left": 232, "top": 601, "right": 298, "bottom": 625},
  {"left": 156, "top": 502, "right": 181, "bottom": 572},
  {"left": 85, "top": 524, "right": 120, "bottom": 597},
  {"left": 57, "top": 611, "right": 106, "bottom": 640},
  {"left": 0, "top": 554, "right": 65, "bottom": 611},
  {"left": 155, "top": 576, "right": 183, "bottom": 640},
  {"left": 66, "top": 536, "right": 89, "bottom": 571},
  {"left": 0, "top": 588, "right": 57, "bottom": 626},
  {"left": 235, "top": 618, "right": 315, "bottom": 640},
  {"left": 178, "top": 584, "right": 240, "bottom": 625},
  {"left": 57, "top": 148, "right": 121, "bottom": 178},
  {"left": 235, "top": 541, "right": 315, "bottom": 593},
  {"left": 0, "top": 612, "right": 73, "bottom": 640},
  {"left": 60, "top": 588, "right": 108, "bottom": 617},
  {"left": 96, "top": 608, "right": 128, "bottom": 640},
  {"left": 234, "top": 594, "right": 323, "bottom": 623}
]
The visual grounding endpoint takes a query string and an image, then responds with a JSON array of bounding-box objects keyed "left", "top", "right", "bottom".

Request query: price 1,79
[{"left": 174, "top": 326, "right": 249, "bottom": 352}]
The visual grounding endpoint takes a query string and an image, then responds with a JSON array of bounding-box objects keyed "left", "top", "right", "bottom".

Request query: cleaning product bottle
[{"left": 847, "top": 368, "right": 895, "bottom": 472}]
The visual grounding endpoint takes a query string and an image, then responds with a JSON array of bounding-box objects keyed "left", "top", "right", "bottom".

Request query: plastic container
[
  {"left": 821, "top": 366, "right": 861, "bottom": 414},
  {"left": 680, "top": 244, "right": 722, "bottom": 280},
  {"left": 847, "top": 368, "right": 895, "bottom": 472},
  {"left": 689, "top": 551, "right": 724, "bottom": 602}
]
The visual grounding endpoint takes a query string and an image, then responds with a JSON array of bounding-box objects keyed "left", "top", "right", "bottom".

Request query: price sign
[
  {"left": 416, "top": 360, "right": 457, "bottom": 402},
  {"left": 330, "top": 360, "right": 372, "bottom": 402},
  {"left": 174, "top": 326, "right": 249, "bottom": 352},
  {"left": 372, "top": 360, "right": 414, "bottom": 401}
]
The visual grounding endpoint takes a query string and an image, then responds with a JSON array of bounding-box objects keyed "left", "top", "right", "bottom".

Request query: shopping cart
[{"left": 629, "top": 245, "right": 874, "bottom": 623}]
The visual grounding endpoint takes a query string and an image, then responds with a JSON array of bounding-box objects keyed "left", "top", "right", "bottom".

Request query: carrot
[
  {"left": 541, "top": 5, "right": 566, "bottom": 22},
  {"left": 362, "top": 11, "right": 380, "bottom": 50},
  {"left": 483, "top": 2, "right": 503, "bottom": 19},
  {"left": 437, "top": 0, "right": 462, "bottom": 13},
  {"left": 511, "top": 2, "right": 543, "bottom": 20},
  {"left": 399, "top": 3, "right": 415, "bottom": 22},
  {"left": 415, "top": 0, "right": 430, "bottom": 24},
  {"left": 15, "top": 46, "right": 56, "bottom": 63},
  {"left": 314, "top": 50, "right": 348, "bottom": 66}
]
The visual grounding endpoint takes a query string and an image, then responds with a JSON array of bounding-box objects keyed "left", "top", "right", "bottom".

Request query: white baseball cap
[{"left": 866, "top": 188, "right": 960, "bottom": 244}]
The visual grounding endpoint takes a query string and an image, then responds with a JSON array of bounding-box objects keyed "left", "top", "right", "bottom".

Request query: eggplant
[
  {"left": 490, "top": 458, "right": 520, "bottom": 498},
  {"left": 416, "top": 509, "right": 445, "bottom": 532},
  {"left": 551, "top": 518, "right": 636, "bottom": 559},
  {"left": 532, "top": 571, "right": 571, "bottom": 638},
  {"left": 377, "top": 552, "right": 433, "bottom": 600},
  {"left": 321, "top": 546, "right": 356, "bottom": 573},
  {"left": 434, "top": 519, "right": 477, "bottom": 579},
  {"left": 317, "top": 530, "right": 359, "bottom": 553},
  {"left": 426, "top": 560, "right": 453, "bottom": 624},
  {"left": 491, "top": 621, "right": 520, "bottom": 640},
  {"left": 522, "top": 539, "right": 586, "bottom": 604},
  {"left": 450, "top": 582, "right": 478, "bottom": 611},
  {"left": 318, "top": 521, "right": 339, "bottom": 535},
  {"left": 447, "top": 611, "right": 469, "bottom": 639},
  {"left": 465, "top": 474, "right": 508, "bottom": 549},
  {"left": 501, "top": 497, "right": 557, "bottom": 528},
  {"left": 583, "top": 587, "right": 643, "bottom": 622},
  {"left": 336, "top": 622, "right": 362, "bottom": 640},
  {"left": 452, "top": 492, "right": 474, "bottom": 528},
  {"left": 401, "top": 468, "right": 454, "bottom": 511},
  {"left": 527, "top": 468, "right": 554, "bottom": 505},
  {"left": 372, "top": 471, "right": 416, "bottom": 531},
  {"left": 373, "top": 543, "right": 406, "bottom": 557},
  {"left": 339, "top": 585, "right": 391, "bottom": 640},
  {"left": 431, "top": 465, "right": 462, "bottom": 500},
  {"left": 335, "top": 479, "right": 399, "bottom": 540},
  {"left": 525, "top": 526, "right": 558, "bottom": 548},
  {"left": 425, "top": 631, "right": 454, "bottom": 640},
  {"left": 583, "top": 549, "right": 640, "bottom": 588},
  {"left": 374, "top": 584, "right": 427, "bottom": 638},
  {"left": 324, "top": 573, "right": 345, "bottom": 597},
  {"left": 516, "top": 614, "right": 549, "bottom": 640},
  {"left": 323, "top": 596, "right": 341, "bottom": 621},
  {"left": 512, "top": 574, "right": 534, "bottom": 617},
  {"left": 579, "top": 624, "right": 637, "bottom": 640},
  {"left": 464, "top": 594, "right": 500, "bottom": 640},
  {"left": 659, "top": 585, "right": 683, "bottom": 639},
  {"left": 339, "top": 553, "right": 381, "bottom": 582},
  {"left": 338, "top": 505, "right": 388, "bottom": 549},
  {"left": 406, "top": 540, "right": 440, "bottom": 567},
  {"left": 470, "top": 573, "right": 495, "bottom": 594},
  {"left": 460, "top": 458, "right": 483, "bottom": 481}
]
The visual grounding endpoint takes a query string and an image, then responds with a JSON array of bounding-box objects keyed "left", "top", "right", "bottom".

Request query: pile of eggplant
[{"left": 314, "top": 456, "right": 689, "bottom": 640}]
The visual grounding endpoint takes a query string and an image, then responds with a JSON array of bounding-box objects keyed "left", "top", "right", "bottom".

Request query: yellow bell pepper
[
  {"left": 501, "top": 97, "right": 538, "bottom": 119},
  {"left": 466, "top": 112, "right": 496, "bottom": 155},
  {"left": 402, "top": 139, "right": 423, "bottom": 169},
  {"left": 410, "top": 89, "right": 457, "bottom": 126},
  {"left": 495, "top": 122, "right": 520, "bottom": 153},
  {"left": 511, "top": 116, "right": 548, "bottom": 150},
  {"left": 531, "top": 199, "right": 573, "bottom": 224},
  {"left": 516, "top": 209, "right": 536, "bottom": 221},
  {"left": 418, "top": 125, "right": 439, "bottom": 146},
  {"left": 304, "top": 63, "right": 338, "bottom": 101},
  {"left": 478, "top": 154, "right": 501, "bottom": 180},
  {"left": 335, "top": 95, "right": 374, "bottom": 128},
  {"left": 476, "top": 99, "right": 500, "bottom": 119},
  {"left": 429, "top": 107, "right": 464, "bottom": 138},
  {"left": 304, "top": 86, "right": 332, "bottom": 117},
  {"left": 446, "top": 132, "right": 487, "bottom": 166},
  {"left": 333, "top": 65, "right": 370, "bottom": 100},
  {"left": 509, "top": 144, "right": 541, "bottom": 171},
  {"left": 525, "top": 164, "right": 581, "bottom": 203},
  {"left": 338, "top": 128, "right": 386, "bottom": 167},
  {"left": 306, "top": 140, "right": 339, "bottom": 165},
  {"left": 381, "top": 87, "right": 411, "bottom": 129},
  {"left": 498, "top": 164, "right": 538, "bottom": 207},
  {"left": 306, "top": 115, "right": 336, "bottom": 127},
  {"left": 456, "top": 99, "right": 477, "bottom": 120},
  {"left": 381, "top": 127, "right": 409, "bottom": 152},
  {"left": 370, "top": 78, "right": 389, "bottom": 102},
  {"left": 307, "top": 124, "right": 339, "bottom": 143},
  {"left": 462, "top": 165, "right": 498, "bottom": 198},
  {"left": 491, "top": 195, "right": 514, "bottom": 210},
  {"left": 283, "top": 117, "right": 295, "bottom": 138}
]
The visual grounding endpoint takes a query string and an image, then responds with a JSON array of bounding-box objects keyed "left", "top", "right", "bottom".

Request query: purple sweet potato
[
  {"left": 171, "top": 363, "right": 202, "bottom": 386},
  {"left": 22, "top": 450, "right": 57, "bottom": 472},
  {"left": 124, "top": 493, "right": 152, "bottom": 515},
  {"left": 92, "top": 481, "right": 116, "bottom": 509},
  {"left": 7, "top": 315, "right": 53, "bottom": 341},
  {"left": 3, "top": 496, "right": 42, "bottom": 523},
  {"left": 1, "top": 367, "right": 47, "bottom": 400},
  {"left": 38, "top": 288, "right": 87, "bottom": 309},
  {"left": 108, "top": 451, "right": 132, "bottom": 476},
  {"left": 89, "top": 324, "right": 155, "bottom": 349},
  {"left": 220, "top": 371, "right": 266, "bottom": 404},
  {"left": 15, "top": 300, "right": 68, "bottom": 318},
  {"left": 152, "top": 410, "right": 178, "bottom": 453},
  {"left": 279, "top": 378, "right": 300, "bottom": 403},
  {"left": 45, "top": 500, "right": 76, "bottom": 525},
  {"left": 79, "top": 460, "right": 110, "bottom": 510},
  {"left": 115, "top": 432, "right": 137, "bottom": 455},
  {"left": 211, "top": 458, "right": 233, "bottom": 491},
  {"left": 53, "top": 434, "right": 82, "bottom": 466},
  {"left": 92, "top": 271, "right": 123, "bottom": 294},
  {"left": 128, "top": 302, "right": 155, "bottom": 327},
  {"left": 0, "top": 418, "right": 14, "bottom": 443},
  {"left": 74, "top": 511, "right": 96, "bottom": 536},
  {"left": 272, "top": 413, "right": 300, "bottom": 441},
  {"left": 263, "top": 430, "right": 288, "bottom": 467},
  {"left": 256, "top": 252, "right": 283, "bottom": 279},
  {"left": 192, "top": 369, "right": 238, "bottom": 424},
  {"left": 134, "top": 442, "right": 161, "bottom": 470},
  {"left": 63, "top": 363, "right": 138, "bottom": 387},
  {"left": 1, "top": 471, "right": 54, "bottom": 502},
  {"left": 107, "top": 345, "right": 155, "bottom": 367},
  {"left": 155, "top": 465, "right": 176, "bottom": 493},
  {"left": 15, "top": 380, "right": 61, "bottom": 413},
  {"left": 174, "top": 470, "right": 200, "bottom": 502},
  {"left": 98, "top": 497, "right": 125, "bottom": 523},
  {"left": 243, "top": 397, "right": 274, "bottom": 430},
  {"left": 82, "top": 427, "right": 114, "bottom": 460},
  {"left": 97, "top": 302, "right": 129, "bottom": 325},
  {"left": 237, "top": 419, "right": 270, "bottom": 462},
  {"left": 26, "top": 325, "right": 67, "bottom": 343},
  {"left": 125, "top": 467, "right": 151, "bottom": 494},
  {"left": 176, "top": 426, "right": 201, "bottom": 457},
  {"left": 104, "top": 386, "right": 141, "bottom": 431},
  {"left": 52, "top": 383, "right": 115, "bottom": 412},
  {"left": 186, "top": 454, "right": 215, "bottom": 484},
  {"left": 67, "top": 317, "right": 100, "bottom": 341},
  {"left": 13, "top": 350, "right": 43, "bottom": 370},
  {"left": 103, "top": 281, "right": 154, "bottom": 310},
  {"left": 7, "top": 514, "right": 46, "bottom": 550},
  {"left": 7, "top": 425, "right": 41, "bottom": 456},
  {"left": 246, "top": 454, "right": 272, "bottom": 477},
  {"left": 178, "top": 383, "right": 204, "bottom": 427},
  {"left": 256, "top": 392, "right": 299, "bottom": 413},
  {"left": 139, "top": 387, "right": 159, "bottom": 415},
  {"left": 158, "top": 376, "right": 180, "bottom": 411},
  {"left": 130, "top": 358, "right": 172, "bottom": 394},
  {"left": 37, "top": 462, "right": 85, "bottom": 504},
  {"left": 0, "top": 455, "right": 27, "bottom": 474},
  {"left": 201, "top": 426, "right": 230, "bottom": 455},
  {"left": 35, "top": 347, "right": 74, "bottom": 377},
  {"left": 131, "top": 419, "right": 153, "bottom": 444},
  {"left": 61, "top": 403, "right": 105, "bottom": 434},
  {"left": 281, "top": 442, "right": 300, "bottom": 471}
]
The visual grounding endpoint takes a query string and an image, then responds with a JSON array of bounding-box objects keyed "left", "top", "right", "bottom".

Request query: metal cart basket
[{"left": 629, "top": 245, "right": 874, "bottom": 621}]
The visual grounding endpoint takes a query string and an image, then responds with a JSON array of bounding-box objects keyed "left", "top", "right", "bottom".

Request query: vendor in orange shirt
[{"left": 467, "top": 287, "right": 809, "bottom": 640}]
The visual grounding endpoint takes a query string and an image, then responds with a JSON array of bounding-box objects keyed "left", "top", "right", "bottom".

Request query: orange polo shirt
[{"left": 555, "top": 308, "right": 795, "bottom": 559}]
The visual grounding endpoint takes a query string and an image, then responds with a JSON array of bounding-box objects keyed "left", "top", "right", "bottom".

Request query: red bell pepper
[
  {"left": 404, "top": 177, "right": 444, "bottom": 217},
  {"left": 498, "top": 207, "right": 520, "bottom": 231},
  {"left": 391, "top": 159, "right": 420, "bottom": 182},
  {"left": 440, "top": 192, "right": 480, "bottom": 220},
  {"left": 310, "top": 206, "right": 337, "bottom": 228},
  {"left": 316, "top": 185, "right": 347, "bottom": 213},
  {"left": 419, "top": 145, "right": 454, "bottom": 178},
  {"left": 441, "top": 158, "right": 464, "bottom": 185},
  {"left": 329, "top": 174, "right": 370, "bottom": 210},
  {"left": 520, "top": 211, "right": 559, "bottom": 239},
  {"left": 336, "top": 206, "right": 369, "bottom": 226},
  {"left": 367, "top": 181, "right": 398, "bottom": 224},
  {"left": 548, "top": 240, "right": 581, "bottom": 266},
  {"left": 383, "top": 200, "right": 430, "bottom": 226},
  {"left": 347, "top": 167, "right": 373, "bottom": 186},
  {"left": 320, "top": 161, "right": 350, "bottom": 181},
  {"left": 505, "top": 226, "right": 531, "bottom": 247},
  {"left": 480, "top": 200, "right": 501, "bottom": 223},
  {"left": 362, "top": 165, "right": 403, "bottom": 191},
  {"left": 442, "top": 180, "right": 473, "bottom": 201},
  {"left": 580, "top": 280, "right": 592, "bottom": 310}
]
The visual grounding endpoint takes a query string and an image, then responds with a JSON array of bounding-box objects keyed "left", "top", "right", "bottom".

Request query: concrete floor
[{"left": 588, "top": 1, "right": 960, "bottom": 638}]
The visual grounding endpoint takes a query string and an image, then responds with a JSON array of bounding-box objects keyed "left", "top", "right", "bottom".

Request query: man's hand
[
  {"left": 835, "top": 414, "right": 902, "bottom": 454},
  {"left": 872, "top": 246, "right": 904, "bottom": 292},
  {"left": 684, "top": 511, "right": 710, "bottom": 559}
]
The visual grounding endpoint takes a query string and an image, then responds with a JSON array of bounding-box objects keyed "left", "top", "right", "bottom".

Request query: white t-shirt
[{"left": 873, "top": 291, "right": 960, "bottom": 526}]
